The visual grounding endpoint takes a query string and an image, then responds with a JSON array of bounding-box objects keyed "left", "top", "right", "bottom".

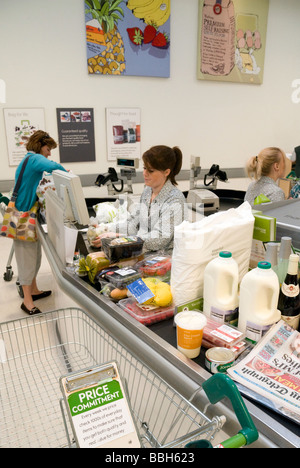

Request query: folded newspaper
[{"left": 228, "top": 320, "right": 300, "bottom": 424}]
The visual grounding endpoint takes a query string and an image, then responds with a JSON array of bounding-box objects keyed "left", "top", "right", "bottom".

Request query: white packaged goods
[
  {"left": 203, "top": 251, "right": 239, "bottom": 325},
  {"left": 238, "top": 261, "right": 281, "bottom": 343},
  {"left": 171, "top": 202, "right": 254, "bottom": 306},
  {"left": 174, "top": 311, "right": 207, "bottom": 359}
]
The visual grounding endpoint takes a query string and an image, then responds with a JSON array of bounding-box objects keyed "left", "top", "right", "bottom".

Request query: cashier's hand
[{"left": 92, "top": 232, "right": 118, "bottom": 248}]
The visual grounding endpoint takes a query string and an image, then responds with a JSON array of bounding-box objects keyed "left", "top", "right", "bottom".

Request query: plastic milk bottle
[
  {"left": 238, "top": 261, "right": 281, "bottom": 343},
  {"left": 203, "top": 251, "right": 239, "bottom": 326}
]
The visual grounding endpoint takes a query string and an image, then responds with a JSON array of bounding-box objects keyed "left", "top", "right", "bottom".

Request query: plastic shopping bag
[
  {"left": 36, "top": 174, "right": 56, "bottom": 219},
  {"left": 171, "top": 202, "right": 254, "bottom": 306},
  {"left": 93, "top": 200, "right": 128, "bottom": 224}
]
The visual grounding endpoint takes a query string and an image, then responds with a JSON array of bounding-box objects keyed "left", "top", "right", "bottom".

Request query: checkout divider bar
[
  {"left": 0, "top": 168, "right": 246, "bottom": 194},
  {"left": 37, "top": 223, "right": 298, "bottom": 448}
]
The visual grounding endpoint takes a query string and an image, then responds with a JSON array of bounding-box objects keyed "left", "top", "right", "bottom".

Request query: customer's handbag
[{"left": 0, "top": 156, "right": 38, "bottom": 242}]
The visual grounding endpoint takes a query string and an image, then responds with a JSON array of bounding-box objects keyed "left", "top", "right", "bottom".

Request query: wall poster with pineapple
[
  {"left": 85, "top": 0, "right": 170, "bottom": 77},
  {"left": 197, "top": 0, "right": 269, "bottom": 84}
]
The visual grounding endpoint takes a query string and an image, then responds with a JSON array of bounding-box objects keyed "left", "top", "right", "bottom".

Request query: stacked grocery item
[
  {"left": 174, "top": 244, "right": 300, "bottom": 375},
  {"left": 135, "top": 254, "right": 172, "bottom": 282},
  {"left": 74, "top": 239, "right": 175, "bottom": 326},
  {"left": 119, "top": 279, "right": 174, "bottom": 326}
]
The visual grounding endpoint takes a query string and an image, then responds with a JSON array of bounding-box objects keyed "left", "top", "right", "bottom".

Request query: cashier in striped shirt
[{"left": 92, "top": 145, "right": 187, "bottom": 253}]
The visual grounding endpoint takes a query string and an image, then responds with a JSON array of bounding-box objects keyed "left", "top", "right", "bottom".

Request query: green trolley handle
[{"left": 202, "top": 373, "right": 259, "bottom": 448}]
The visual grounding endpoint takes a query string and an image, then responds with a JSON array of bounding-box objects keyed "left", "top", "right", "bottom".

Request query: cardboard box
[{"left": 278, "top": 178, "right": 292, "bottom": 198}]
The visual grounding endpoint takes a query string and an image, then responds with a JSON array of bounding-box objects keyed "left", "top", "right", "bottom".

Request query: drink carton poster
[
  {"left": 106, "top": 108, "right": 141, "bottom": 161},
  {"left": 197, "top": 0, "right": 269, "bottom": 84},
  {"left": 85, "top": 0, "right": 170, "bottom": 78}
]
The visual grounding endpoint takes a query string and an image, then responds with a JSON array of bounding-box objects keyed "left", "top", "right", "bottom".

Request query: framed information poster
[
  {"left": 4, "top": 108, "right": 45, "bottom": 166},
  {"left": 106, "top": 108, "right": 141, "bottom": 162},
  {"left": 85, "top": 0, "right": 170, "bottom": 77},
  {"left": 197, "top": 0, "right": 269, "bottom": 84},
  {"left": 56, "top": 108, "right": 96, "bottom": 163}
]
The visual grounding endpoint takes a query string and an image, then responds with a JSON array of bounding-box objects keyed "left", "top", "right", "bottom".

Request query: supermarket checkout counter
[{"left": 37, "top": 219, "right": 300, "bottom": 448}]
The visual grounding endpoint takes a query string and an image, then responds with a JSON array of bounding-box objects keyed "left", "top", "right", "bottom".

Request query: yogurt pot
[{"left": 174, "top": 311, "right": 207, "bottom": 359}]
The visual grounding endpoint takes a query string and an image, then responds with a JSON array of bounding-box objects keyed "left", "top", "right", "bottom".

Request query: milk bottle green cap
[
  {"left": 257, "top": 261, "right": 271, "bottom": 269},
  {"left": 219, "top": 251, "right": 232, "bottom": 258}
]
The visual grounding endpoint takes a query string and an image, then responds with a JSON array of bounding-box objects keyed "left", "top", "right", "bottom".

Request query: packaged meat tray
[
  {"left": 203, "top": 318, "right": 245, "bottom": 349},
  {"left": 135, "top": 254, "right": 172, "bottom": 280},
  {"left": 104, "top": 267, "right": 141, "bottom": 289},
  {"left": 101, "top": 236, "right": 144, "bottom": 263},
  {"left": 118, "top": 297, "right": 174, "bottom": 326}
]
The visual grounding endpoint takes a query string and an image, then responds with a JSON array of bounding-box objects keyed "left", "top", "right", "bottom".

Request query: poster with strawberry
[{"left": 85, "top": 0, "right": 170, "bottom": 77}]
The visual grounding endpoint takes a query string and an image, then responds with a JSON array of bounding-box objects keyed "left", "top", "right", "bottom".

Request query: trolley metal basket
[{"left": 0, "top": 308, "right": 257, "bottom": 449}]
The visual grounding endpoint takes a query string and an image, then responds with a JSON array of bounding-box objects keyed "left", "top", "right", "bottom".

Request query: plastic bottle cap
[
  {"left": 258, "top": 261, "right": 271, "bottom": 269},
  {"left": 265, "top": 242, "right": 278, "bottom": 267},
  {"left": 219, "top": 251, "right": 232, "bottom": 258}
]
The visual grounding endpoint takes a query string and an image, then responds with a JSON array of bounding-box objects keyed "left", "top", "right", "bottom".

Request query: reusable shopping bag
[{"left": 0, "top": 156, "right": 38, "bottom": 242}]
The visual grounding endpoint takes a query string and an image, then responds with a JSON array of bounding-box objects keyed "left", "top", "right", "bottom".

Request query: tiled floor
[{"left": 0, "top": 238, "right": 77, "bottom": 324}]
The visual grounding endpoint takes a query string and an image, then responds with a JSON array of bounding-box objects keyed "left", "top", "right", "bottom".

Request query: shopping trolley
[
  {"left": 0, "top": 308, "right": 258, "bottom": 449},
  {"left": 0, "top": 195, "right": 24, "bottom": 297}
]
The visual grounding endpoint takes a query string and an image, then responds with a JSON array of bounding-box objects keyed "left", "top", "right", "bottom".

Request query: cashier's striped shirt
[
  {"left": 108, "top": 180, "right": 187, "bottom": 253},
  {"left": 244, "top": 176, "right": 285, "bottom": 206}
]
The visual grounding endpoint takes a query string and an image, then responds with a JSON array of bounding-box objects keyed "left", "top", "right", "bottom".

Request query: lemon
[
  {"left": 153, "top": 283, "right": 172, "bottom": 307},
  {"left": 142, "top": 278, "right": 157, "bottom": 304},
  {"left": 142, "top": 278, "right": 172, "bottom": 307}
]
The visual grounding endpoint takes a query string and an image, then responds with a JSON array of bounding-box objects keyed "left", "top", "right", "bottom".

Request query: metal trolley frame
[{"left": 0, "top": 308, "right": 257, "bottom": 449}]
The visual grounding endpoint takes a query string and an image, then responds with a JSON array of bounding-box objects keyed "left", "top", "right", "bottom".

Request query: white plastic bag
[
  {"left": 93, "top": 202, "right": 118, "bottom": 224},
  {"left": 93, "top": 200, "right": 129, "bottom": 224},
  {"left": 171, "top": 202, "right": 254, "bottom": 306}
]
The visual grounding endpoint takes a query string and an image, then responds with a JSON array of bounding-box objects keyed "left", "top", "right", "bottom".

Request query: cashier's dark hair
[
  {"left": 142, "top": 145, "right": 183, "bottom": 186},
  {"left": 26, "top": 130, "right": 57, "bottom": 154}
]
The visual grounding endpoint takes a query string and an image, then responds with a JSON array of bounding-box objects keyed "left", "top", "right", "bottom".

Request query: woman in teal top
[{"left": 13, "top": 131, "right": 67, "bottom": 316}]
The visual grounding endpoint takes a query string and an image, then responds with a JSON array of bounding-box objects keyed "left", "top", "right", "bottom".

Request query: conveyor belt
[{"left": 37, "top": 217, "right": 300, "bottom": 448}]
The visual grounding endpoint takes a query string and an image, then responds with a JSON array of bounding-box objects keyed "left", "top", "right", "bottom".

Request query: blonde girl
[{"left": 244, "top": 147, "right": 286, "bottom": 205}]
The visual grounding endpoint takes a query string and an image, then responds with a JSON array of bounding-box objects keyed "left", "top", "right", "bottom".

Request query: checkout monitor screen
[
  {"left": 44, "top": 189, "right": 66, "bottom": 265},
  {"left": 52, "top": 170, "right": 90, "bottom": 227}
]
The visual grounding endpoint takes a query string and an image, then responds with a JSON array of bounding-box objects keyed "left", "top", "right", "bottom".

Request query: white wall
[{"left": 0, "top": 0, "right": 299, "bottom": 192}]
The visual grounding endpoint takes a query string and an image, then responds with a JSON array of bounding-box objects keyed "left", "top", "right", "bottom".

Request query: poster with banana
[{"left": 85, "top": 0, "right": 170, "bottom": 77}]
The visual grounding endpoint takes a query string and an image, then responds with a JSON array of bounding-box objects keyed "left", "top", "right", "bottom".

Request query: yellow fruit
[
  {"left": 142, "top": 277, "right": 157, "bottom": 304},
  {"left": 142, "top": 277, "right": 160, "bottom": 288},
  {"left": 133, "top": 0, "right": 163, "bottom": 16},
  {"left": 142, "top": 278, "right": 172, "bottom": 307},
  {"left": 143, "top": 297, "right": 155, "bottom": 305},
  {"left": 131, "top": 0, "right": 170, "bottom": 27},
  {"left": 156, "top": 281, "right": 170, "bottom": 290},
  {"left": 154, "top": 292, "right": 172, "bottom": 307},
  {"left": 127, "top": 0, "right": 154, "bottom": 9},
  {"left": 153, "top": 283, "right": 172, "bottom": 307},
  {"left": 149, "top": 2, "right": 170, "bottom": 27}
]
